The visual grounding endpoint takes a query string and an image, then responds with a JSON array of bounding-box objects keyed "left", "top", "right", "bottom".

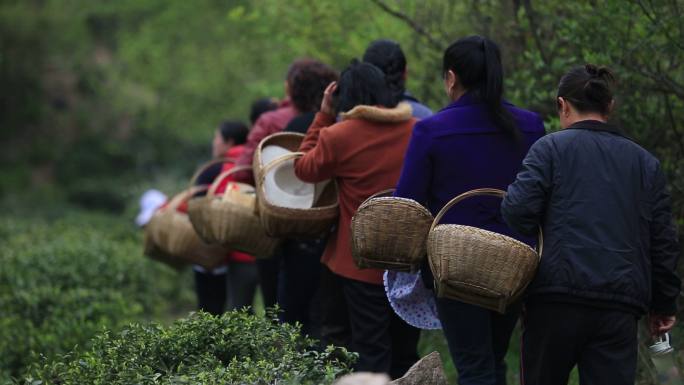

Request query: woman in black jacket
[{"left": 501, "top": 64, "right": 680, "bottom": 385}]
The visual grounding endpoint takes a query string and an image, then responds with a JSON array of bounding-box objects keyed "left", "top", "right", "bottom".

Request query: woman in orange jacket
[{"left": 294, "top": 60, "right": 419, "bottom": 378}]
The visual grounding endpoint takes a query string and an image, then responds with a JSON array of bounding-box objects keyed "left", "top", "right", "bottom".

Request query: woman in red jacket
[
  {"left": 192, "top": 120, "right": 259, "bottom": 315},
  {"left": 294, "top": 60, "right": 419, "bottom": 378}
]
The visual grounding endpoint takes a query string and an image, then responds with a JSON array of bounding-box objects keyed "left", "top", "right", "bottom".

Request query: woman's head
[
  {"left": 249, "top": 98, "right": 278, "bottom": 124},
  {"left": 557, "top": 64, "right": 615, "bottom": 128},
  {"left": 212, "top": 120, "right": 248, "bottom": 158},
  {"left": 362, "top": 39, "right": 406, "bottom": 105},
  {"left": 286, "top": 59, "right": 339, "bottom": 113},
  {"left": 334, "top": 59, "right": 395, "bottom": 113},
  {"left": 442, "top": 35, "right": 519, "bottom": 139}
]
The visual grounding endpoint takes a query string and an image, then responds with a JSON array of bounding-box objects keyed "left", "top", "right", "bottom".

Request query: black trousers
[
  {"left": 194, "top": 262, "right": 259, "bottom": 316},
  {"left": 339, "top": 275, "right": 420, "bottom": 379},
  {"left": 277, "top": 238, "right": 325, "bottom": 338},
  {"left": 319, "top": 265, "right": 351, "bottom": 348},
  {"left": 436, "top": 297, "right": 521, "bottom": 385},
  {"left": 521, "top": 302, "right": 638, "bottom": 385},
  {"left": 256, "top": 255, "right": 281, "bottom": 309}
]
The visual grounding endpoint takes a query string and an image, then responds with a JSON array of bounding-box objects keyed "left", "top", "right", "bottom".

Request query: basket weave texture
[
  {"left": 351, "top": 190, "right": 433, "bottom": 271},
  {"left": 254, "top": 132, "right": 339, "bottom": 238},
  {"left": 427, "top": 188, "right": 541, "bottom": 313},
  {"left": 187, "top": 165, "right": 279, "bottom": 258},
  {"left": 144, "top": 187, "right": 228, "bottom": 270}
]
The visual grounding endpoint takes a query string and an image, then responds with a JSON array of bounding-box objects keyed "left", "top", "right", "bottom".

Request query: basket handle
[
  {"left": 165, "top": 185, "right": 209, "bottom": 211},
  {"left": 430, "top": 188, "right": 543, "bottom": 257},
  {"left": 207, "top": 165, "right": 254, "bottom": 197},
  {"left": 366, "top": 189, "right": 396, "bottom": 200},
  {"left": 256, "top": 132, "right": 306, "bottom": 156},
  {"left": 187, "top": 157, "right": 236, "bottom": 190},
  {"left": 259, "top": 152, "right": 306, "bottom": 183},
  {"left": 258, "top": 151, "right": 338, "bottom": 207}
]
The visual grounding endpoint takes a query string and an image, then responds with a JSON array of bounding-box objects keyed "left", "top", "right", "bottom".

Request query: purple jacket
[{"left": 394, "top": 92, "right": 545, "bottom": 245}]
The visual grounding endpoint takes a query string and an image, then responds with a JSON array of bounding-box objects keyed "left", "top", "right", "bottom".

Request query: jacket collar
[
  {"left": 442, "top": 91, "right": 513, "bottom": 111},
  {"left": 566, "top": 120, "right": 630, "bottom": 139},
  {"left": 224, "top": 144, "right": 244, "bottom": 159},
  {"left": 340, "top": 102, "right": 413, "bottom": 122}
]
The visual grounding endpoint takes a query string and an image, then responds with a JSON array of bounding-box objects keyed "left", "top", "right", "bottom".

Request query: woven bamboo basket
[
  {"left": 256, "top": 151, "right": 339, "bottom": 238},
  {"left": 427, "top": 188, "right": 542, "bottom": 313},
  {"left": 144, "top": 187, "right": 228, "bottom": 270},
  {"left": 143, "top": 227, "right": 185, "bottom": 270},
  {"left": 187, "top": 165, "right": 279, "bottom": 258},
  {"left": 351, "top": 189, "right": 433, "bottom": 271}
]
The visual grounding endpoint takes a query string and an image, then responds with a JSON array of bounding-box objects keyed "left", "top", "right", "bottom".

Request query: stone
[
  {"left": 389, "top": 351, "right": 447, "bottom": 385},
  {"left": 334, "top": 373, "right": 390, "bottom": 385}
]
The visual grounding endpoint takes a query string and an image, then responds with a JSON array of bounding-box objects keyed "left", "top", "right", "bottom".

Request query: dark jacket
[
  {"left": 501, "top": 120, "right": 681, "bottom": 315},
  {"left": 284, "top": 111, "right": 315, "bottom": 134}
]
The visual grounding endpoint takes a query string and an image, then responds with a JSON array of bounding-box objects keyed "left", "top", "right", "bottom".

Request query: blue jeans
[{"left": 436, "top": 297, "right": 521, "bottom": 385}]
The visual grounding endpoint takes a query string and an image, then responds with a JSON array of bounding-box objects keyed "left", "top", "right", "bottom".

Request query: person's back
[
  {"left": 506, "top": 121, "right": 672, "bottom": 312},
  {"left": 502, "top": 64, "right": 680, "bottom": 385},
  {"left": 397, "top": 93, "right": 544, "bottom": 239},
  {"left": 296, "top": 96, "right": 416, "bottom": 284}
]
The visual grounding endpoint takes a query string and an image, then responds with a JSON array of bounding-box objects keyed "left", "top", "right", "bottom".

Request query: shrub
[
  {"left": 0, "top": 213, "right": 194, "bottom": 381},
  {"left": 23, "top": 310, "right": 356, "bottom": 385}
]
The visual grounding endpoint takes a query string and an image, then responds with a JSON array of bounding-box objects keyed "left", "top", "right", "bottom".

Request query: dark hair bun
[{"left": 558, "top": 64, "right": 616, "bottom": 115}]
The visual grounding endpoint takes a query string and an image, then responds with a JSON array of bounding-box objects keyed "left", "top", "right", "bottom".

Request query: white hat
[
  {"left": 262, "top": 145, "right": 315, "bottom": 209},
  {"left": 135, "top": 189, "right": 167, "bottom": 227}
]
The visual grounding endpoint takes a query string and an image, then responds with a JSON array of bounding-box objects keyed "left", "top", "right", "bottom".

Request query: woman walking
[
  {"left": 393, "top": 36, "right": 545, "bottom": 384},
  {"left": 294, "top": 60, "right": 420, "bottom": 378},
  {"left": 501, "top": 64, "right": 680, "bottom": 385}
]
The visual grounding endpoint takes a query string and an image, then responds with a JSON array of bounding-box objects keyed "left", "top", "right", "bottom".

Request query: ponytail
[
  {"left": 443, "top": 36, "right": 520, "bottom": 140},
  {"left": 481, "top": 39, "right": 520, "bottom": 140}
]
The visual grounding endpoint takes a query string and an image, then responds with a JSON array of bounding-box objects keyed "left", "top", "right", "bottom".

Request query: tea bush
[
  {"left": 0, "top": 213, "right": 193, "bottom": 381},
  {"left": 23, "top": 311, "right": 356, "bottom": 385}
]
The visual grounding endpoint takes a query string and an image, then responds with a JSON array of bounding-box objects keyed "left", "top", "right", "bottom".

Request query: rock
[
  {"left": 389, "top": 351, "right": 447, "bottom": 385},
  {"left": 334, "top": 373, "right": 390, "bottom": 385}
]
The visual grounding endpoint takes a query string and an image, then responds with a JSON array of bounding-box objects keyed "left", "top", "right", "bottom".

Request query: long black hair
[
  {"left": 334, "top": 59, "right": 396, "bottom": 113},
  {"left": 557, "top": 64, "right": 615, "bottom": 115},
  {"left": 362, "top": 39, "right": 406, "bottom": 105},
  {"left": 443, "top": 36, "right": 519, "bottom": 139}
]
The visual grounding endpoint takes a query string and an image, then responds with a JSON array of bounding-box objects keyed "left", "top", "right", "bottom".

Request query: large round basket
[
  {"left": 187, "top": 165, "right": 279, "bottom": 258},
  {"left": 351, "top": 189, "right": 433, "bottom": 272},
  {"left": 256, "top": 150, "right": 339, "bottom": 238},
  {"left": 145, "top": 187, "right": 228, "bottom": 270},
  {"left": 427, "top": 188, "right": 542, "bottom": 314}
]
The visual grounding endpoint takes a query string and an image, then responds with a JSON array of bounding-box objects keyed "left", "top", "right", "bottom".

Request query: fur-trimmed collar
[{"left": 340, "top": 102, "right": 412, "bottom": 123}]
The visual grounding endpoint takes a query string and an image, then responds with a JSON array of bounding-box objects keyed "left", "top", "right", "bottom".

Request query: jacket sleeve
[
  {"left": 394, "top": 120, "right": 431, "bottom": 205},
  {"left": 649, "top": 164, "right": 681, "bottom": 315},
  {"left": 501, "top": 136, "right": 553, "bottom": 236},
  {"left": 294, "top": 111, "right": 338, "bottom": 183}
]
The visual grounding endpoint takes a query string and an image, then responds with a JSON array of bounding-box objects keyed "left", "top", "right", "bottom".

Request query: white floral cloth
[{"left": 384, "top": 270, "right": 441, "bottom": 329}]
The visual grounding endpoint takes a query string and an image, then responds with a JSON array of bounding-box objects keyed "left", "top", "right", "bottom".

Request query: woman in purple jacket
[{"left": 393, "top": 36, "right": 545, "bottom": 384}]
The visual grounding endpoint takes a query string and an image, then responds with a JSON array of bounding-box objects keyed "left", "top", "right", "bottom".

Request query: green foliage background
[{"left": 1, "top": 0, "right": 684, "bottom": 384}]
